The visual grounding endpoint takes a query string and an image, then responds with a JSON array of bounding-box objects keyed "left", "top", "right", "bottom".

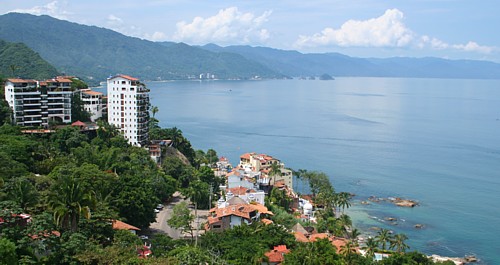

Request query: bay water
[{"left": 112, "top": 77, "right": 500, "bottom": 263}]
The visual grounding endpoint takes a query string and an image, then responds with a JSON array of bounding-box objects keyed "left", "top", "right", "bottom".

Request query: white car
[
  {"left": 139, "top": 235, "right": 149, "bottom": 240},
  {"left": 154, "top": 209, "right": 160, "bottom": 213},
  {"left": 156, "top": 204, "right": 164, "bottom": 209}
]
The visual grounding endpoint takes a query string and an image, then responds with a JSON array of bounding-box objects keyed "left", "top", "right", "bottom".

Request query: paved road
[
  {"left": 149, "top": 191, "right": 209, "bottom": 239},
  {"left": 149, "top": 192, "right": 184, "bottom": 239}
]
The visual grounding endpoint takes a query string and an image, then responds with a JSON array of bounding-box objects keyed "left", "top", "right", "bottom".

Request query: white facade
[
  {"left": 80, "top": 89, "right": 103, "bottom": 121},
  {"left": 4, "top": 78, "right": 73, "bottom": 127},
  {"left": 107, "top": 74, "right": 149, "bottom": 146}
]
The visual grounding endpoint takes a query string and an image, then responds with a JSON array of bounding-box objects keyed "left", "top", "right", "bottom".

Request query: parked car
[
  {"left": 156, "top": 204, "right": 164, "bottom": 209},
  {"left": 154, "top": 209, "right": 160, "bottom": 213},
  {"left": 139, "top": 235, "right": 149, "bottom": 240}
]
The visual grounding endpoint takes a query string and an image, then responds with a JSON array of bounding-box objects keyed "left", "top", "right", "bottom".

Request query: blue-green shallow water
[{"left": 107, "top": 77, "right": 500, "bottom": 263}]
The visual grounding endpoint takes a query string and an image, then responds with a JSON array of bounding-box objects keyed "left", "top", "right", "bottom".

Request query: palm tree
[
  {"left": 8, "top": 178, "right": 38, "bottom": 211},
  {"left": 169, "top": 127, "right": 183, "bottom": 148},
  {"left": 184, "top": 181, "right": 208, "bottom": 246},
  {"left": 364, "top": 237, "right": 378, "bottom": 260},
  {"left": 340, "top": 240, "right": 358, "bottom": 265},
  {"left": 335, "top": 192, "right": 351, "bottom": 214},
  {"left": 375, "top": 228, "right": 392, "bottom": 251},
  {"left": 390, "top": 233, "right": 410, "bottom": 253},
  {"left": 151, "top": 105, "right": 159, "bottom": 118},
  {"left": 269, "top": 162, "right": 282, "bottom": 186},
  {"left": 337, "top": 214, "right": 352, "bottom": 237},
  {"left": 48, "top": 174, "right": 95, "bottom": 232},
  {"left": 349, "top": 228, "right": 361, "bottom": 242}
]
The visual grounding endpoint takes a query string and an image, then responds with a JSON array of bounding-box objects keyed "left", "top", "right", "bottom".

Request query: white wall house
[
  {"left": 4, "top": 78, "right": 73, "bottom": 127},
  {"left": 107, "top": 74, "right": 149, "bottom": 146},
  {"left": 80, "top": 89, "right": 103, "bottom": 121}
]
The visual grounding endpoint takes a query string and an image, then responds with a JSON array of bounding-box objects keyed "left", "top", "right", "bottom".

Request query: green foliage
[
  {"left": 0, "top": 39, "right": 59, "bottom": 80},
  {"left": 0, "top": 13, "right": 281, "bottom": 84},
  {"left": 4, "top": 177, "right": 39, "bottom": 211},
  {"left": 167, "top": 201, "right": 194, "bottom": 240},
  {"left": 48, "top": 168, "right": 95, "bottom": 232},
  {"left": 200, "top": 223, "right": 295, "bottom": 265},
  {"left": 0, "top": 238, "right": 18, "bottom": 265},
  {"left": 150, "top": 234, "right": 187, "bottom": 258},
  {"left": 283, "top": 238, "right": 342, "bottom": 265},
  {"left": 71, "top": 92, "right": 91, "bottom": 122},
  {"left": 50, "top": 126, "right": 89, "bottom": 153}
]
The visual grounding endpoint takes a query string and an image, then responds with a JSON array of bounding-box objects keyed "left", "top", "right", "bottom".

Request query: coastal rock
[
  {"left": 393, "top": 198, "right": 419, "bottom": 207},
  {"left": 414, "top": 224, "right": 424, "bottom": 229},
  {"left": 464, "top": 255, "right": 478, "bottom": 262},
  {"left": 429, "top": 254, "right": 466, "bottom": 265},
  {"left": 384, "top": 217, "right": 397, "bottom": 221},
  {"left": 360, "top": 200, "right": 370, "bottom": 205}
]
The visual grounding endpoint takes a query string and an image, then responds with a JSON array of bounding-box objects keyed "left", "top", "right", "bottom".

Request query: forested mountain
[
  {"left": 0, "top": 13, "right": 282, "bottom": 84},
  {"left": 1, "top": 12, "right": 499, "bottom": 83},
  {"left": 202, "top": 44, "right": 500, "bottom": 79},
  {"left": 0, "top": 39, "right": 59, "bottom": 80}
]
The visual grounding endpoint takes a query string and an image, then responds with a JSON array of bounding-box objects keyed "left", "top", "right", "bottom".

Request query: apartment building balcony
[
  {"left": 24, "top": 108, "right": 42, "bottom": 112},
  {"left": 23, "top": 102, "right": 42, "bottom": 106}
]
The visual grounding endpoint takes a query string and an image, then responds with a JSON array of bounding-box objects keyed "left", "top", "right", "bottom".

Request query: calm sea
[{"left": 105, "top": 77, "right": 500, "bottom": 263}]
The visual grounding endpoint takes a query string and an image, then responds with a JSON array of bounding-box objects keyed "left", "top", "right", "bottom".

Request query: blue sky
[{"left": 1, "top": 0, "right": 499, "bottom": 61}]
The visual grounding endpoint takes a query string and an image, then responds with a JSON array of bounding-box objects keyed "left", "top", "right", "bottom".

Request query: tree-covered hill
[
  {"left": 0, "top": 13, "right": 282, "bottom": 84},
  {"left": 0, "top": 39, "right": 59, "bottom": 80},
  {"left": 202, "top": 44, "right": 500, "bottom": 79}
]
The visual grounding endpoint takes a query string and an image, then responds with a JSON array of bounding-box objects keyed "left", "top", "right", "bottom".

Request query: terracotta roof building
[
  {"left": 264, "top": 245, "right": 290, "bottom": 265},
  {"left": 112, "top": 219, "right": 140, "bottom": 234}
]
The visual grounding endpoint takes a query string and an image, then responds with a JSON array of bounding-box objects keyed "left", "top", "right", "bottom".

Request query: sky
[{"left": 1, "top": 0, "right": 499, "bottom": 62}]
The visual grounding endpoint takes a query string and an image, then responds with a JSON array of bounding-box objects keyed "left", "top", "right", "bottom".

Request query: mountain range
[
  {"left": 0, "top": 12, "right": 499, "bottom": 84},
  {"left": 0, "top": 39, "right": 59, "bottom": 80}
]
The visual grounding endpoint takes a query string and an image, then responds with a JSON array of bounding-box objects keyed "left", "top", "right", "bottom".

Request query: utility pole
[{"left": 209, "top": 185, "right": 213, "bottom": 209}]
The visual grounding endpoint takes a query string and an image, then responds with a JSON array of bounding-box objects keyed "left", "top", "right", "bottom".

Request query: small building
[
  {"left": 207, "top": 197, "right": 273, "bottom": 232},
  {"left": 263, "top": 245, "right": 290, "bottom": 265},
  {"left": 80, "top": 89, "right": 103, "bottom": 121},
  {"left": 112, "top": 219, "right": 140, "bottom": 235}
]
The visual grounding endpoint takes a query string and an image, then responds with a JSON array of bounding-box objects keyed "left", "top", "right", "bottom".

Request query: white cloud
[
  {"left": 295, "top": 8, "right": 496, "bottom": 55},
  {"left": 419, "top": 36, "right": 494, "bottom": 54},
  {"left": 173, "top": 7, "right": 272, "bottom": 44},
  {"left": 150, "top": 31, "right": 167, "bottom": 41},
  {"left": 10, "top": 1, "right": 70, "bottom": 19},
  {"left": 107, "top": 14, "right": 124, "bottom": 27},
  {"left": 295, "top": 9, "right": 414, "bottom": 48}
]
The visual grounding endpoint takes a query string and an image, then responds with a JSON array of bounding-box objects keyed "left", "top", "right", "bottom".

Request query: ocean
[{"left": 109, "top": 77, "right": 500, "bottom": 263}]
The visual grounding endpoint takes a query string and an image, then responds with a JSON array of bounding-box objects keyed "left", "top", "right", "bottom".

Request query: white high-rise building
[
  {"left": 107, "top": 74, "right": 149, "bottom": 146},
  {"left": 4, "top": 78, "right": 73, "bottom": 127}
]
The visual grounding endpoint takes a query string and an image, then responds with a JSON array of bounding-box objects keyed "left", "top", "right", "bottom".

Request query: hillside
[
  {"left": 0, "top": 13, "right": 282, "bottom": 84},
  {"left": 202, "top": 44, "right": 500, "bottom": 79},
  {"left": 0, "top": 39, "right": 59, "bottom": 80}
]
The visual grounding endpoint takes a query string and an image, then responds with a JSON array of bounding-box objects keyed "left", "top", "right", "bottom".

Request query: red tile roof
[
  {"left": 209, "top": 203, "right": 273, "bottom": 222},
  {"left": 82, "top": 90, "right": 103, "bottom": 96},
  {"left": 227, "top": 186, "right": 255, "bottom": 196},
  {"left": 332, "top": 238, "right": 347, "bottom": 252},
  {"left": 309, "top": 233, "right": 330, "bottom": 242},
  {"left": 112, "top": 220, "right": 140, "bottom": 231},
  {"left": 71, "top": 120, "right": 86, "bottom": 127},
  {"left": 261, "top": 218, "right": 273, "bottom": 225},
  {"left": 264, "top": 245, "right": 290, "bottom": 263},
  {"left": 7, "top": 78, "right": 37, "bottom": 83},
  {"left": 294, "top": 231, "right": 309, "bottom": 242},
  {"left": 55, "top": 78, "right": 73, "bottom": 83},
  {"left": 240, "top": 153, "right": 252, "bottom": 160},
  {"left": 118, "top": 74, "right": 139, "bottom": 81}
]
